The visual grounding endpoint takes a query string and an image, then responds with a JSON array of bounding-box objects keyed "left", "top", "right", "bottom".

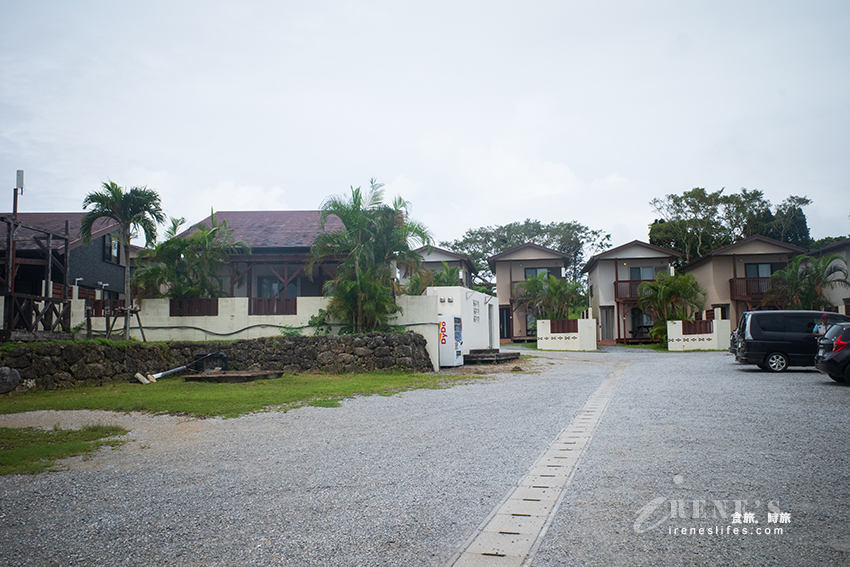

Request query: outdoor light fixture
[{"left": 74, "top": 277, "right": 83, "bottom": 285}]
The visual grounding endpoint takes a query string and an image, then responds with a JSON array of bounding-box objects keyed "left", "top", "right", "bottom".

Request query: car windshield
[{"left": 824, "top": 324, "right": 847, "bottom": 340}]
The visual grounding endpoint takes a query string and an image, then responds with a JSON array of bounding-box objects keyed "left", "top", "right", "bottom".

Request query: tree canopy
[
  {"left": 649, "top": 188, "right": 813, "bottom": 264},
  {"left": 439, "top": 219, "right": 611, "bottom": 285},
  {"left": 637, "top": 272, "right": 706, "bottom": 342},
  {"left": 515, "top": 272, "right": 586, "bottom": 320}
]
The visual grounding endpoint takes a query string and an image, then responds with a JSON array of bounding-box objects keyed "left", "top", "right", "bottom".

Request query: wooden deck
[{"left": 464, "top": 349, "right": 521, "bottom": 364}]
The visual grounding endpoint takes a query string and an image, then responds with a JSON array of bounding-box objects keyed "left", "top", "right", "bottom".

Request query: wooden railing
[
  {"left": 249, "top": 297, "right": 297, "bottom": 316},
  {"left": 4, "top": 293, "right": 71, "bottom": 333},
  {"left": 683, "top": 320, "right": 713, "bottom": 335},
  {"left": 550, "top": 319, "right": 578, "bottom": 333},
  {"left": 169, "top": 298, "right": 219, "bottom": 317},
  {"left": 615, "top": 280, "right": 645, "bottom": 301},
  {"left": 729, "top": 277, "right": 772, "bottom": 301}
]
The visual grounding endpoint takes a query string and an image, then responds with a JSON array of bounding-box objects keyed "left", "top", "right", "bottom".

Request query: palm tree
[
  {"left": 637, "top": 272, "right": 706, "bottom": 342},
  {"left": 310, "top": 179, "right": 433, "bottom": 332},
  {"left": 432, "top": 262, "right": 463, "bottom": 287},
  {"left": 516, "top": 273, "right": 586, "bottom": 321},
  {"left": 763, "top": 253, "right": 849, "bottom": 310},
  {"left": 80, "top": 181, "right": 165, "bottom": 340},
  {"left": 133, "top": 213, "right": 250, "bottom": 299}
]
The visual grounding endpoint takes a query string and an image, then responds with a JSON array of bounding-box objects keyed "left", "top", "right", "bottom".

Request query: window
[
  {"left": 103, "top": 234, "right": 120, "bottom": 264},
  {"left": 757, "top": 313, "right": 784, "bottom": 333},
  {"left": 744, "top": 263, "right": 785, "bottom": 278},
  {"left": 524, "top": 267, "right": 548, "bottom": 280},
  {"left": 630, "top": 267, "right": 655, "bottom": 280},
  {"left": 257, "top": 276, "right": 297, "bottom": 298}
]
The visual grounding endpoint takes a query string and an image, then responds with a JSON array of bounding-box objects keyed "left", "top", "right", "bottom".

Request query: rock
[{"left": 0, "top": 367, "right": 22, "bottom": 394}]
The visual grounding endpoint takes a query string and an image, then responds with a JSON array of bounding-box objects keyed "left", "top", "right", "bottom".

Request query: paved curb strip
[{"left": 447, "top": 360, "right": 628, "bottom": 567}]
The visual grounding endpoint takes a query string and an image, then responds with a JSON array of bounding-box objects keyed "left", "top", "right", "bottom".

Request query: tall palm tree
[
  {"left": 80, "top": 181, "right": 165, "bottom": 340},
  {"left": 310, "top": 179, "right": 432, "bottom": 332}
]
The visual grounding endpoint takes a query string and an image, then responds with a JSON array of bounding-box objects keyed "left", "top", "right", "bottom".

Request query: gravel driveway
[{"left": 1, "top": 347, "right": 848, "bottom": 566}]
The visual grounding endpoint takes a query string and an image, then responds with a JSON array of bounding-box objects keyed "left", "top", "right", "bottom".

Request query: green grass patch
[
  {"left": 0, "top": 372, "right": 479, "bottom": 419},
  {"left": 0, "top": 424, "right": 129, "bottom": 475}
]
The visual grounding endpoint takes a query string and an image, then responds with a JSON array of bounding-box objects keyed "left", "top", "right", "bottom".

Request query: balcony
[
  {"left": 729, "top": 277, "right": 772, "bottom": 302},
  {"left": 614, "top": 280, "right": 645, "bottom": 301}
]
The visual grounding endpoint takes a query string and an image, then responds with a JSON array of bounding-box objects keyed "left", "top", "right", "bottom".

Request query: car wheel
[{"left": 765, "top": 352, "right": 788, "bottom": 372}]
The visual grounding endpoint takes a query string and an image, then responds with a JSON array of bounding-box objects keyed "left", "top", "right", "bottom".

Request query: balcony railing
[
  {"left": 249, "top": 297, "right": 297, "bottom": 316},
  {"left": 729, "top": 277, "right": 772, "bottom": 301},
  {"left": 615, "top": 280, "right": 646, "bottom": 301}
]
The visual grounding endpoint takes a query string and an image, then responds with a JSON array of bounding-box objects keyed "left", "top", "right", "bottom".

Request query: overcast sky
[{"left": 1, "top": 1, "right": 848, "bottom": 248}]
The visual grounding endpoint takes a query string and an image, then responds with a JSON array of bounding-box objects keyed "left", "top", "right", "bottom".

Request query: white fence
[
  {"left": 666, "top": 308, "right": 732, "bottom": 351},
  {"left": 536, "top": 318, "right": 598, "bottom": 351}
]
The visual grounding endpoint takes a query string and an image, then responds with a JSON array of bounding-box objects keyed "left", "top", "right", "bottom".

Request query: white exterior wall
[
  {"left": 73, "top": 295, "right": 442, "bottom": 371},
  {"left": 425, "top": 286, "right": 499, "bottom": 356},
  {"left": 666, "top": 308, "right": 732, "bottom": 351},
  {"left": 536, "top": 319, "right": 597, "bottom": 351}
]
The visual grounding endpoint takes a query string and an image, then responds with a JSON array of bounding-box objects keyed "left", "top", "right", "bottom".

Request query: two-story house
[
  {"left": 681, "top": 235, "right": 805, "bottom": 325},
  {"left": 487, "top": 242, "right": 571, "bottom": 342},
  {"left": 582, "top": 240, "right": 681, "bottom": 344},
  {"left": 400, "top": 246, "right": 477, "bottom": 289}
]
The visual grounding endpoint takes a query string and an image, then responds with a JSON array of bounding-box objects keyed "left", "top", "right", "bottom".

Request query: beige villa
[
  {"left": 487, "top": 242, "right": 571, "bottom": 341},
  {"left": 681, "top": 235, "right": 805, "bottom": 325},
  {"left": 582, "top": 240, "right": 681, "bottom": 344}
]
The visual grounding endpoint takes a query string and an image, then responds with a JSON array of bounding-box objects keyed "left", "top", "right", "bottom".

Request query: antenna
[{"left": 16, "top": 170, "right": 24, "bottom": 194}]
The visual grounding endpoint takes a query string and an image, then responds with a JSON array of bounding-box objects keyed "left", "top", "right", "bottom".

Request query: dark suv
[
  {"left": 735, "top": 310, "right": 850, "bottom": 372},
  {"left": 815, "top": 322, "right": 850, "bottom": 383}
]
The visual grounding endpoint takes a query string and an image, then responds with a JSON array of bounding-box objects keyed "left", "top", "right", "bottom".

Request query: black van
[{"left": 735, "top": 310, "right": 850, "bottom": 372}]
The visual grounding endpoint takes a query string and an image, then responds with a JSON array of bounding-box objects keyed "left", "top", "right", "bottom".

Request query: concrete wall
[
  {"left": 666, "top": 308, "right": 732, "bottom": 351},
  {"left": 74, "top": 295, "right": 444, "bottom": 372},
  {"left": 536, "top": 319, "right": 597, "bottom": 351}
]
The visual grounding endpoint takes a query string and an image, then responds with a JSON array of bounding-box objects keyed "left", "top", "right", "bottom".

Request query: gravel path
[{"left": 1, "top": 347, "right": 848, "bottom": 566}]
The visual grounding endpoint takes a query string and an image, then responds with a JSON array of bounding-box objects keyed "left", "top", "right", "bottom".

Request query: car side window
[
  {"left": 757, "top": 314, "right": 784, "bottom": 333},
  {"left": 786, "top": 314, "right": 816, "bottom": 334}
]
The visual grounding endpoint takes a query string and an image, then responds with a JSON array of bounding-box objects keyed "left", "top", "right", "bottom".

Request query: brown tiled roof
[
  {"left": 0, "top": 212, "right": 119, "bottom": 251},
  {"left": 181, "top": 211, "right": 344, "bottom": 249}
]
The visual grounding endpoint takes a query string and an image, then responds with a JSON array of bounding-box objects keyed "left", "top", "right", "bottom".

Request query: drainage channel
[{"left": 446, "top": 360, "right": 628, "bottom": 567}]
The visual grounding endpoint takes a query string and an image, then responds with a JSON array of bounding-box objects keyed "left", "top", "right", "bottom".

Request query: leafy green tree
[
  {"left": 403, "top": 270, "right": 434, "bottom": 296},
  {"left": 770, "top": 196, "right": 812, "bottom": 248},
  {"left": 133, "top": 213, "right": 250, "bottom": 299},
  {"left": 650, "top": 189, "right": 815, "bottom": 263},
  {"left": 637, "top": 272, "right": 706, "bottom": 342},
  {"left": 762, "top": 254, "right": 849, "bottom": 310},
  {"left": 440, "top": 219, "right": 610, "bottom": 284},
  {"left": 80, "top": 181, "right": 165, "bottom": 340},
  {"left": 310, "top": 180, "right": 432, "bottom": 333},
  {"left": 515, "top": 273, "right": 587, "bottom": 321}
]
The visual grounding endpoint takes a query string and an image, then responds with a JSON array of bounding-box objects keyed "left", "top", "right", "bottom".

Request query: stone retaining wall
[{"left": 0, "top": 332, "right": 433, "bottom": 394}]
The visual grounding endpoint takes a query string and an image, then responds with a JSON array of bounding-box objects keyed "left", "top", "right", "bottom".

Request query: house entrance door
[
  {"left": 600, "top": 306, "right": 614, "bottom": 342},
  {"left": 499, "top": 306, "right": 512, "bottom": 340}
]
